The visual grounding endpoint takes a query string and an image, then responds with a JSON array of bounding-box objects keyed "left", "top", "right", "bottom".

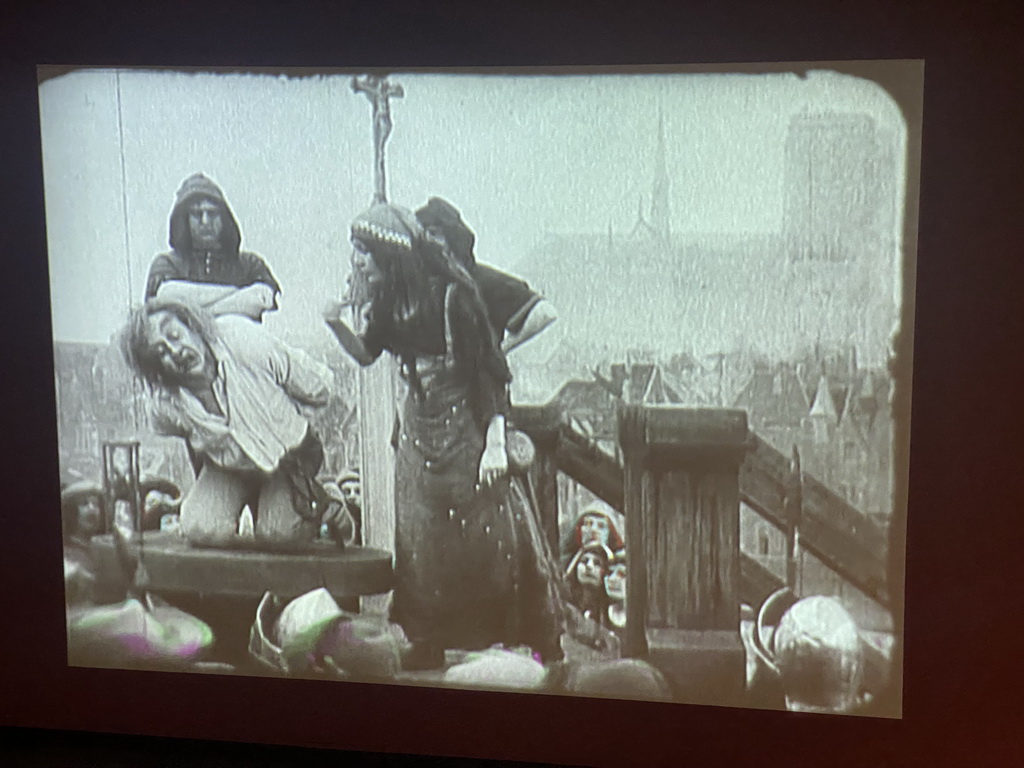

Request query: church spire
[{"left": 650, "top": 107, "right": 671, "bottom": 243}]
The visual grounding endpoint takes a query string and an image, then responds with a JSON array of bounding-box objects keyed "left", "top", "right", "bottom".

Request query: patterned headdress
[{"left": 350, "top": 203, "right": 421, "bottom": 254}]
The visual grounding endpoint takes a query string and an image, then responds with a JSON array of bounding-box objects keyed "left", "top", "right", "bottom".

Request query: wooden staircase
[{"left": 512, "top": 400, "right": 893, "bottom": 694}]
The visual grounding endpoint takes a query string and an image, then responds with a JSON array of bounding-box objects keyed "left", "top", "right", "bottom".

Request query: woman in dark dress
[{"left": 324, "top": 203, "right": 565, "bottom": 670}]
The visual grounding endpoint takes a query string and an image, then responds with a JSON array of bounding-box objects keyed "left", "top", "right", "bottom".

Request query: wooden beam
[
  {"left": 553, "top": 426, "right": 624, "bottom": 510},
  {"left": 739, "top": 552, "right": 783, "bottom": 609},
  {"left": 90, "top": 533, "right": 393, "bottom": 600},
  {"left": 741, "top": 434, "right": 890, "bottom": 608}
]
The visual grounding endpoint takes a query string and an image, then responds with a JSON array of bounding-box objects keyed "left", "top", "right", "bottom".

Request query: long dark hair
[
  {"left": 428, "top": 236, "right": 511, "bottom": 389},
  {"left": 567, "top": 544, "right": 612, "bottom": 620},
  {"left": 362, "top": 222, "right": 509, "bottom": 417}
]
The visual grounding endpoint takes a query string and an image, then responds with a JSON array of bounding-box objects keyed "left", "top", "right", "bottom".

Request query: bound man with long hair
[{"left": 121, "top": 299, "right": 333, "bottom": 549}]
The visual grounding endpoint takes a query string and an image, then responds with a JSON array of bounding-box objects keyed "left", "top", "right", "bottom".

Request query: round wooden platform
[{"left": 90, "top": 532, "right": 393, "bottom": 601}]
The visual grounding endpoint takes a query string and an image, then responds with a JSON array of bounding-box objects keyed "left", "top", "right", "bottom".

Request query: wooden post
[
  {"left": 619, "top": 404, "right": 749, "bottom": 706},
  {"left": 349, "top": 73, "right": 404, "bottom": 614},
  {"left": 785, "top": 444, "right": 803, "bottom": 592},
  {"left": 357, "top": 356, "right": 397, "bottom": 614}
]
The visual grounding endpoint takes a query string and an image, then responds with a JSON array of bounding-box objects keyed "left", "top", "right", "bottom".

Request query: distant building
[
  {"left": 732, "top": 345, "right": 892, "bottom": 518},
  {"left": 54, "top": 341, "right": 139, "bottom": 485},
  {"left": 734, "top": 360, "right": 812, "bottom": 449},
  {"left": 784, "top": 112, "right": 899, "bottom": 264}
]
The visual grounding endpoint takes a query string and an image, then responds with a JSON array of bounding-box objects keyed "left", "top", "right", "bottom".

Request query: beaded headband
[{"left": 351, "top": 219, "right": 413, "bottom": 251}]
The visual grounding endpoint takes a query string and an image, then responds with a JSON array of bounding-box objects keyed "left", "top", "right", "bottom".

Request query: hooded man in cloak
[{"left": 144, "top": 173, "right": 281, "bottom": 322}]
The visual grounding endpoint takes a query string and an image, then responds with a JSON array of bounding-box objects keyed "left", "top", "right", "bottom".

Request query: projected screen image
[{"left": 41, "top": 64, "right": 916, "bottom": 717}]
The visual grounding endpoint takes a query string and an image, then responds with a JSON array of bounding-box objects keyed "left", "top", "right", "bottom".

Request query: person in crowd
[
  {"left": 250, "top": 588, "right": 401, "bottom": 680},
  {"left": 336, "top": 468, "right": 362, "bottom": 545},
  {"left": 555, "top": 658, "right": 673, "bottom": 702},
  {"left": 414, "top": 197, "right": 557, "bottom": 354},
  {"left": 566, "top": 541, "right": 613, "bottom": 624},
  {"left": 442, "top": 646, "right": 549, "bottom": 692},
  {"left": 139, "top": 477, "right": 182, "bottom": 531},
  {"left": 121, "top": 298, "right": 333, "bottom": 549},
  {"left": 61, "top": 482, "right": 223, "bottom": 672},
  {"left": 319, "top": 480, "right": 358, "bottom": 547},
  {"left": 67, "top": 591, "right": 217, "bottom": 672},
  {"left": 604, "top": 548, "right": 627, "bottom": 637},
  {"left": 145, "top": 173, "right": 281, "bottom": 321},
  {"left": 562, "top": 499, "right": 626, "bottom": 569},
  {"left": 771, "top": 595, "right": 866, "bottom": 714},
  {"left": 61, "top": 481, "right": 106, "bottom": 606},
  {"left": 440, "top": 648, "right": 672, "bottom": 701},
  {"left": 323, "top": 202, "right": 565, "bottom": 670}
]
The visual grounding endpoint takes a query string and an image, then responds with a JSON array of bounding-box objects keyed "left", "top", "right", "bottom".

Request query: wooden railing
[
  {"left": 513, "top": 398, "right": 893, "bottom": 701},
  {"left": 513, "top": 405, "right": 890, "bottom": 611},
  {"left": 740, "top": 434, "right": 890, "bottom": 608}
]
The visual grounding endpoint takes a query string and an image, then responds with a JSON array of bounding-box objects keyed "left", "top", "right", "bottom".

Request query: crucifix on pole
[
  {"left": 351, "top": 74, "right": 404, "bottom": 206},
  {"left": 349, "top": 73, "right": 403, "bottom": 613},
  {"left": 345, "top": 74, "right": 404, "bottom": 314}
]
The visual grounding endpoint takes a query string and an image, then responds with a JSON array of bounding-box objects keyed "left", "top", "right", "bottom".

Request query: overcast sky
[{"left": 39, "top": 66, "right": 911, "bottom": 375}]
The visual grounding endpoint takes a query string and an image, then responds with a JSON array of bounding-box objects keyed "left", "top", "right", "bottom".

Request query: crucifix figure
[
  {"left": 345, "top": 74, "right": 404, "bottom": 317},
  {"left": 351, "top": 74, "right": 404, "bottom": 206}
]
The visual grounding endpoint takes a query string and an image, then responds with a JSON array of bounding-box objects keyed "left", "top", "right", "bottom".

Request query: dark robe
[
  {"left": 473, "top": 264, "right": 543, "bottom": 341},
  {"left": 371, "top": 282, "right": 565, "bottom": 660},
  {"left": 144, "top": 173, "right": 281, "bottom": 303}
]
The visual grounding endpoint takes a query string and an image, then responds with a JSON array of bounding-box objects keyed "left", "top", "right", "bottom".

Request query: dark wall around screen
[{"left": 2, "top": 1, "right": 1024, "bottom": 767}]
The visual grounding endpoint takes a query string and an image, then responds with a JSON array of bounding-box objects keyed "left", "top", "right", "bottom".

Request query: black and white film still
[{"left": 41, "top": 65, "right": 916, "bottom": 716}]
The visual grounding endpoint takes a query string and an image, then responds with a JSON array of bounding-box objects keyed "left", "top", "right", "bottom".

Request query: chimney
[{"left": 611, "top": 363, "right": 627, "bottom": 392}]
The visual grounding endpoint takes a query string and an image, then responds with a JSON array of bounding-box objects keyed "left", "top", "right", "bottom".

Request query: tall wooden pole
[
  {"left": 785, "top": 444, "right": 803, "bottom": 592},
  {"left": 351, "top": 74, "right": 403, "bottom": 613}
]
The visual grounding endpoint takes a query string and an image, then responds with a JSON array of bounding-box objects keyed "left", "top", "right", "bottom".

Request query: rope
[
  {"left": 115, "top": 70, "right": 141, "bottom": 434},
  {"left": 115, "top": 72, "right": 149, "bottom": 599}
]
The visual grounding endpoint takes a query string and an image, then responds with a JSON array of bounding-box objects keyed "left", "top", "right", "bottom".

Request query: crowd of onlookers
[{"left": 561, "top": 500, "right": 628, "bottom": 649}]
